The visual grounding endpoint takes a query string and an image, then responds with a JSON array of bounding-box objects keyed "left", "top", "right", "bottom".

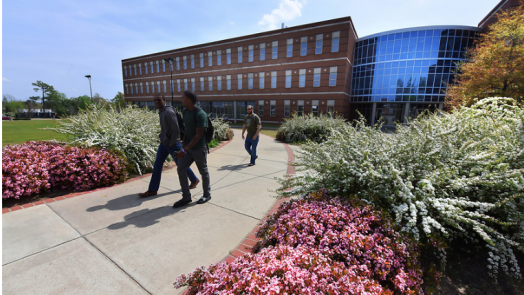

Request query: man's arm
[
  {"left": 176, "top": 127, "right": 204, "bottom": 158},
  {"left": 253, "top": 124, "right": 262, "bottom": 140},
  {"left": 166, "top": 111, "right": 180, "bottom": 146},
  {"left": 242, "top": 124, "right": 247, "bottom": 140}
]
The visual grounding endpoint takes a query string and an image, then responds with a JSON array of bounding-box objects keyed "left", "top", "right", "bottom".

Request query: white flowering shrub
[
  {"left": 278, "top": 97, "right": 524, "bottom": 279},
  {"left": 211, "top": 117, "right": 234, "bottom": 141},
  {"left": 276, "top": 113, "right": 347, "bottom": 143},
  {"left": 51, "top": 104, "right": 160, "bottom": 175}
]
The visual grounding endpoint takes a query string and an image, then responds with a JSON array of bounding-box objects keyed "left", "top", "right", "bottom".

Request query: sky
[{"left": 1, "top": 0, "right": 501, "bottom": 102}]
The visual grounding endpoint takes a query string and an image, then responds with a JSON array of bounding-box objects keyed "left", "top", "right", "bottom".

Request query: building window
[
  {"left": 285, "top": 70, "right": 292, "bottom": 88},
  {"left": 248, "top": 73, "right": 253, "bottom": 89},
  {"left": 238, "top": 74, "right": 242, "bottom": 90},
  {"left": 287, "top": 38, "right": 293, "bottom": 57},
  {"left": 199, "top": 53, "right": 204, "bottom": 68},
  {"left": 327, "top": 100, "right": 335, "bottom": 114},
  {"left": 126, "top": 84, "right": 129, "bottom": 94},
  {"left": 312, "top": 100, "right": 319, "bottom": 116},
  {"left": 136, "top": 83, "right": 139, "bottom": 94},
  {"left": 206, "top": 51, "right": 212, "bottom": 67},
  {"left": 227, "top": 75, "right": 231, "bottom": 90},
  {"left": 270, "top": 100, "right": 276, "bottom": 117},
  {"left": 176, "top": 58, "right": 180, "bottom": 71},
  {"left": 147, "top": 82, "right": 150, "bottom": 93},
  {"left": 183, "top": 56, "right": 187, "bottom": 70},
  {"left": 145, "top": 63, "right": 148, "bottom": 74},
  {"left": 163, "top": 81, "right": 167, "bottom": 92},
  {"left": 271, "top": 71, "right": 277, "bottom": 88},
  {"left": 272, "top": 41, "right": 278, "bottom": 59},
  {"left": 259, "top": 72, "right": 264, "bottom": 89},
  {"left": 284, "top": 100, "right": 290, "bottom": 117},
  {"left": 332, "top": 31, "right": 340, "bottom": 52},
  {"left": 139, "top": 64, "right": 142, "bottom": 75},
  {"left": 133, "top": 65, "right": 137, "bottom": 75},
  {"left": 259, "top": 100, "right": 264, "bottom": 116},
  {"left": 301, "top": 37, "right": 307, "bottom": 56},
  {"left": 162, "top": 60, "right": 166, "bottom": 72},
  {"left": 200, "top": 77, "right": 204, "bottom": 91},
  {"left": 248, "top": 45, "right": 254, "bottom": 62},
  {"left": 260, "top": 43, "right": 265, "bottom": 61},
  {"left": 208, "top": 77, "right": 213, "bottom": 91},
  {"left": 124, "top": 66, "right": 127, "bottom": 77},
  {"left": 226, "top": 49, "right": 231, "bottom": 64},
  {"left": 156, "top": 61, "right": 160, "bottom": 73},
  {"left": 150, "top": 62, "right": 154, "bottom": 73},
  {"left": 238, "top": 47, "right": 243, "bottom": 63},
  {"left": 217, "top": 50, "right": 222, "bottom": 66},
  {"left": 329, "top": 67, "right": 337, "bottom": 86},
  {"left": 191, "top": 78, "right": 196, "bottom": 92},
  {"left": 183, "top": 79, "right": 188, "bottom": 91},
  {"left": 191, "top": 55, "right": 195, "bottom": 69},
  {"left": 140, "top": 82, "right": 143, "bottom": 94},
  {"left": 217, "top": 76, "right": 222, "bottom": 91},
  {"left": 177, "top": 79, "right": 181, "bottom": 92},
  {"left": 297, "top": 100, "right": 304, "bottom": 116},
  {"left": 316, "top": 34, "right": 323, "bottom": 54},
  {"left": 314, "top": 68, "right": 321, "bottom": 87},
  {"left": 170, "top": 79, "right": 174, "bottom": 92},
  {"left": 299, "top": 69, "right": 306, "bottom": 88}
]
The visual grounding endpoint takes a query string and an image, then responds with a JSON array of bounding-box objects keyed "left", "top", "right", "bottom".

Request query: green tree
[
  {"left": 75, "top": 95, "right": 92, "bottom": 111},
  {"left": 2, "top": 95, "right": 24, "bottom": 115},
  {"left": 446, "top": 4, "right": 524, "bottom": 108},
  {"left": 111, "top": 92, "right": 126, "bottom": 109},
  {"left": 31, "top": 81, "right": 55, "bottom": 111},
  {"left": 46, "top": 90, "right": 69, "bottom": 116}
]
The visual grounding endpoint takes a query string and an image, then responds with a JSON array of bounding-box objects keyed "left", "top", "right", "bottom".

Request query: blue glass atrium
[{"left": 350, "top": 26, "right": 480, "bottom": 126}]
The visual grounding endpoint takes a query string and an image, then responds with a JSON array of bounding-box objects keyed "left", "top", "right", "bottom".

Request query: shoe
[
  {"left": 197, "top": 196, "right": 212, "bottom": 204},
  {"left": 189, "top": 179, "right": 200, "bottom": 189},
  {"left": 173, "top": 198, "right": 192, "bottom": 208},
  {"left": 248, "top": 163, "right": 255, "bottom": 166},
  {"left": 138, "top": 191, "right": 157, "bottom": 197}
]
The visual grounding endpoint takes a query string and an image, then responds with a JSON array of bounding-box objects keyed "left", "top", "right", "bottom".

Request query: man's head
[
  {"left": 247, "top": 105, "right": 254, "bottom": 115},
  {"left": 182, "top": 90, "right": 197, "bottom": 108},
  {"left": 153, "top": 94, "right": 166, "bottom": 110}
]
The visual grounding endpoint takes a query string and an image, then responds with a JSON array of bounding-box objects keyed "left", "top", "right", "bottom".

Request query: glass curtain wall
[{"left": 350, "top": 27, "right": 480, "bottom": 125}]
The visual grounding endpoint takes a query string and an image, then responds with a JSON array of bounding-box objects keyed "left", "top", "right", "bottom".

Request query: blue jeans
[
  {"left": 148, "top": 143, "right": 198, "bottom": 192},
  {"left": 244, "top": 136, "right": 259, "bottom": 164}
]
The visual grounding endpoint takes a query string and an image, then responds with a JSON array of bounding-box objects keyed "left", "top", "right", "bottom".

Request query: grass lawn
[
  {"left": 2, "top": 120, "right": 70, "bottom": 147},
  {"left": 260, "top": 129, "right": 278, "bottom": 138}
]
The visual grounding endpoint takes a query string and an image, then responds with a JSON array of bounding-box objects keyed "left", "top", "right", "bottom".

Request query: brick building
[{"left": 122, "top": 17, "right": 357, "bottom": 122}]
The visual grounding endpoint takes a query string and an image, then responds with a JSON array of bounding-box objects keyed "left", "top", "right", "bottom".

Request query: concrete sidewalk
[{"left": 2, "top": 129, "right": 297, "bottom": 295}]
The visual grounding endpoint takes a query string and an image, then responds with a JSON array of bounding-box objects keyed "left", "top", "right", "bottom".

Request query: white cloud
[
  {"left": 3, "top": 77, "right": 11, "bottom": 82},
  {"left": 258, "top": 0, "right": 306, "bottom": 30},
  {"left": 229, "top": 21, "right": 235, "bottom": 25}
]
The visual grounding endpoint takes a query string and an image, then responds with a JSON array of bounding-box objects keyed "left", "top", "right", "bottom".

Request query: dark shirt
[
  {"left": 183, "top": 108, "right": 207, "bottom": 150},
  {"left": 244, "top": 113, "right": 261, "bottom": 138},
  {"left": 158, "top": 106, "right": 181, "bottom": 146}
]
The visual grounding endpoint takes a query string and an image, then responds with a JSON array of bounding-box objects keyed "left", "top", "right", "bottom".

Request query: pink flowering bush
[
  {"left": 174, "top": 245, "right": 392, "bottom": 295},
  {"left": 2, "top": 141, "right": 127, "bottom": 199},
  {"left": 256, "top": 189, "right": 424, "bottom": 294}
]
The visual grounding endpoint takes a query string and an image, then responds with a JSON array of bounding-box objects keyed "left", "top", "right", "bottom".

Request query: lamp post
[
  {"left": 164, "top": 57, "right": 174, "bottom": 106},
  {"left": 85, "top": 75, "right": 93, "bottom": 103},
  {"left": 42, "top": 86, "right": 47, "bottom": 118}
]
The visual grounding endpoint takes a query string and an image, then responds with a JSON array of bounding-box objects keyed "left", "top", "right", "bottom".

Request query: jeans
[
  {"left": 244, "top": 136, "right": 259, "bottom": 164},
  {"left": 177, "top": 146, "right": 211, "bottom": 200},
  {"left": 148, "top": 143, "right": 198, "bottom": 192}
]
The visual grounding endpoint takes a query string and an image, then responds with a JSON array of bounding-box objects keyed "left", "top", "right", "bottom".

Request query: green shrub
[
  {"left": 278, "top": 97, "right": 524, "bottom": 279},
  {"left": 50, "top": 104, "right": 160, "bottom": 175},
  {"left": 211, "top": 117, "right": 234, "bottom": 141},
  {"left": 276, "top": 113, "right": 347, "bottom": 143}
]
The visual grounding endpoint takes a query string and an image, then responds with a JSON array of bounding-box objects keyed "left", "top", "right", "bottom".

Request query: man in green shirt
[
  {"left": 242, "top": 105, "right": 261, "bottom": 166},
  {"left": 173, "top": 91, "right": 211, "bottom": 208}
]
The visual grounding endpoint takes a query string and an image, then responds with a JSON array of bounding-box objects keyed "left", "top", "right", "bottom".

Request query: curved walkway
[{"left": 2, "top": 129, "right": 297, "bottom": 295}]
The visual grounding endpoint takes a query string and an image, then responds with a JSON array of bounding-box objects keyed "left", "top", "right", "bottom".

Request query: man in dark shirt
[
  {"left": 173, "top": 91, "right": 212, "bottom": 208},
  {"left": 138, "top": 94, "right": 199, "bottom": 198},
  {"left": 242, "top": 105, "right": 261, "bottom": 166}
]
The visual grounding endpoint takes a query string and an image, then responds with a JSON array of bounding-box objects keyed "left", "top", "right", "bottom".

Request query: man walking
[
  {"left": 173, "top": 91, "right": 212, "bottom": 208},
  {"left": 138, "top": 94, "right": 199, "bottom": 198},
  {"left": 242, "top": 105, "right": 261, "bottom": 166}
]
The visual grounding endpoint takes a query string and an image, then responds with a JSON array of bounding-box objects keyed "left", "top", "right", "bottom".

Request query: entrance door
[{"left": 375, "top": 103, "right": 405, "bottom": 126}]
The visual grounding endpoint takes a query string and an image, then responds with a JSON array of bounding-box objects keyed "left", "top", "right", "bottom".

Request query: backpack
[
  {"left": 183, "top": 107, "right": 214, "bottom": 152},
  {"left": 174, "top": 109, "right": 186, "bottom": 140}
]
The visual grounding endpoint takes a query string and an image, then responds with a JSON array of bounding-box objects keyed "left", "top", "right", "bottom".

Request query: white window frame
[
  {"left": 191, "top": 78, "right": 196, "bottom": 92},
  {"left": 271, "top": 71, "right": 277, "bottom": 88},
  {"left": 227, "top": 75, "right": 231, "bottom": 90},
  {"left": 248, "top": 45, "right": 254, "bottom": 62},
  {"left": 191, "top": 54, "right": 195, "bottom": 69},
  {"left": 315, "top": 34, "right": 323, "bottom": 54},
  {"left": 199, "top": 53, "right": 204, "bottom": 68},
  {"left": 332, "top": 31, "right": 340, "bottom": 53},
  {"left": 238, "top": 47, "right": 243, "bottom": 63},
  {"left": 163, "top": 80, "right": 167, "bottom": 92},
  {"left": 217, "top": 76, "right": 222, "bottom": 91},
  {"left": 208, "top": 76, "right": 213, "bottom": 91},
  {"left": 162, "top": 60, "right": 166, "bottom": 72},
  {"left": 183, "top": 56, "right": 187, "bottom": 70},
  {"left": 314, "top": 68, "right": 321, "bottom": 87},
  {"left": 312, "top": 100, "right": 319, "bottom": 116},
  {"left": 329, "top": 66, "right": 337, "bottom": 86},
  {"left": 176, "top": 57, "right": 180, "bottom": 70},
  {"left": 208, "top": 51, "right": 213, "bottom": 67},
  {"left": 286, "top": 38, "right": 293, "bottom": 57},
  {"left": 260, "top": 43, "right": 265, "bottom": 61},
  {"left": 259, "top": 100, "right": 264, "bottom": 116},
  {"left": 248, "top": 73, "right": 253, "bottom": 89},
  {"left": 226, "top": 48, "right": 231, "bottom": 64},
  {"left": 177, "top": 79, "right": 181, "bottom": 92},
  {"left": 259, "top": 72, "right": 265, "bottom": 89},
  {"left": 285, "top": 70, "right": 292, "bottom": 88},
  {"left": 200, "top": 77, "right": 204, "bottom": 91},
  {"left": 297, "top": 100, "right": 304, "bottom": 116},
  {"left": 270, "top": 100, "right": 276, "bottom": 117},
  {"left": 299, "top": 69, "right": 306, "bottom": 88},
  {"left": 300, "top": 37, "right": 307, "bottom": 56},
  {"left": 284, "top": 100, "right": 290, "bottom": 117},
  {"left": 237, "top": 74, "right": 242, "bottom": 90},
  {"left": 217, "top": 50, "right": 222, "bottom": 66},
  {"left": 272, "top": 41, "right": 278, "bottom": 59}
]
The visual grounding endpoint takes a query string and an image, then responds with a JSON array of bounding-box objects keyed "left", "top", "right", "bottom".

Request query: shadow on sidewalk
[
  {"left": 217, "top": 164, "right": 248, "bottom": 171},
  {"left": 107, "top": 203, "right": 198, "bottom": 230},
  {"left": 86, "top": 191, "right": 181, "bottom": 212}
]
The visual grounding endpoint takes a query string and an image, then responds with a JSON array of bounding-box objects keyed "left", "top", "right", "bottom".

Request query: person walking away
[
  {"left": 173, "top": 91, "right": 212, "bottom": 208},
  {"left": 242, "top": 105, "right": 261, "bottom": 166},
  {"left": 138, "top": 94, "right": 199, "bottom": 198}
]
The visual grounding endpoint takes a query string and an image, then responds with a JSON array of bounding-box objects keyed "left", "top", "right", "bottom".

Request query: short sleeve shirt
[
  {"left": 244, "top": 114, "right": 261, "bottom": 138},
  {"left": 183, "top": 108, "right": 208, "bottom": 150}
]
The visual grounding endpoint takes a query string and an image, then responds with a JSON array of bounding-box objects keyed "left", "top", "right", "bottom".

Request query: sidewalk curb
[{"left": 2, "top": 139, "right": 233, "bottom": 214}]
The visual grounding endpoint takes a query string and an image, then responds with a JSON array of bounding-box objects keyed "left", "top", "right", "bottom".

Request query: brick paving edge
[{"left": 3, "top": 139, "right": 233, "bottom": 214}]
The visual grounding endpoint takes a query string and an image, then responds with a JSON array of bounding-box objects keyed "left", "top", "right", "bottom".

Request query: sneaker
[
  {"left": 189, "top": 179, "right": 200, "bottom": 190},
  {"left": 197, "top": 196, "right": 212, "bottom": 204},
  {"left": 173, "top": 198, "right": 192, "bottom": 208},
  {"left": 138, "top": 191, "right": 157, "bottom": 197},
  {"left": 248, "top": 163, "right": 255, "bottom": 166}
]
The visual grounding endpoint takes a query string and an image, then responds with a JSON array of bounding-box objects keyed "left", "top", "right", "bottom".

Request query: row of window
[
  {"left": 123, "top": 32, "right": 341, "bottom": 77},
  {"left": 124, "top": 67, "right": 338, "bottom": 94},
  {"left": 350, "top": 94, "right": 445, "bottom": 103}
]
